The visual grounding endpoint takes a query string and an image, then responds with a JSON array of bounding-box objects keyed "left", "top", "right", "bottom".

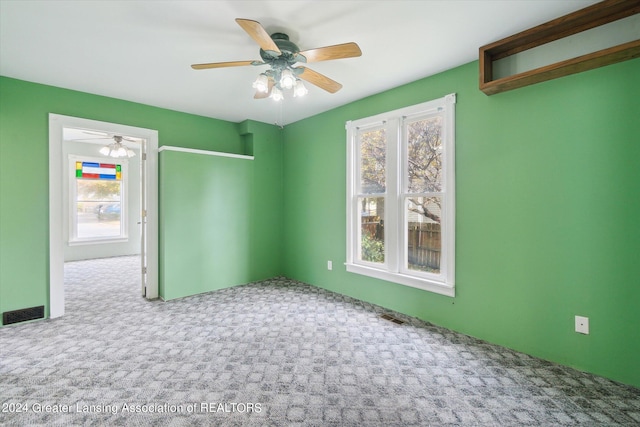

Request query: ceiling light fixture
[
  {"left": 293, "top": 79, "right": 308, "bottom": 97},
  {"left": 252, "top": 63, "right": 307, "bottom": 101},
  {"left": 270, "top": 86, "right": 284, "bottom": 102},
  {"left": 252, "top": 73, "right": 270, "bottom": 93},
  {"left": 279, "top": 69, "right": 296, "bottom": 90},
  {"left": 99, "top": 136, "right": 135, "bottom": 158}
]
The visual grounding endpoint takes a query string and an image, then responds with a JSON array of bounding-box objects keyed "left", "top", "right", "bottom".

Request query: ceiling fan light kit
[
  {"left": 252, "top": 73, "right": 270, "bottom": 92},
  {"left": 191, "top": 18, "right": 361, "bottom": 101},
  {"left": 279, "top": 69, "right": 296, "bottom": 90},
  {"left": 252, "top": 67, "right": 307, "bottom": 100},
  {"left": 293, "top": 80, "right": 308, "bottom": 97},
  {"left": 99, "top": 136, "right": 136, "bottom": 158}
]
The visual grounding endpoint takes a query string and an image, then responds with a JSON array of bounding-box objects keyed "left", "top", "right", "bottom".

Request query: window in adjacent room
[
  {"left": 346, "top": 93, "right": 456, "bottom": 296},
  {"left": 69, "top": 156, "right": 128, "bottom": 243}
]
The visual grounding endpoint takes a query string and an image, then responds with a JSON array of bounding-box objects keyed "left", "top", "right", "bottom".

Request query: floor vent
[
  {"left": 2, "top": 306, "right": 45, "bottom": 325},
  {"left": 380, "top": 313, "right": 405, "bottom": 325}
]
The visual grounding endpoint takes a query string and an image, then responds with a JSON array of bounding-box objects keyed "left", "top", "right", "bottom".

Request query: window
[
  {"left": 346, "top": 93, "right": 456, "bottom": 296},
  {"left": 69, "top": 156, "right": 128, "bottom": 243}
]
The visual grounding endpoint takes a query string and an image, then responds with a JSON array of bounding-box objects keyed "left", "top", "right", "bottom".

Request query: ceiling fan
[
  {"left": 67, "top": 131, "right": 139, "bottom": 158},
  {"left": 191, "top": 18, "right": 362, "bottom": 100}
]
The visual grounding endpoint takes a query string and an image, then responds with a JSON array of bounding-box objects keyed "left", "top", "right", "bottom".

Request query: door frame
[{"left": 48, "top": 114, "right": 159, "bottom": 318}]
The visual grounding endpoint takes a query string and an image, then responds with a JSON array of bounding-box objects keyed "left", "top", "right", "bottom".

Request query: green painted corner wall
[
  {"left": 0, "top": 77, "right": 282, "bottom": 315},
  {"left": 159, "top": 121, "right": 283, "bottom": 300},
  {"left": 282, "top": 59, "right": 640, "bottom": 388},
  {"left": 159, "top": 150, "right": 253, "bottom": 300},
  {"left": 241, "top": 121, "right": 285, "bottom": 281}
]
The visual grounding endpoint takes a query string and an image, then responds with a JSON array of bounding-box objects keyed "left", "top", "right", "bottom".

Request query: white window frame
[
  {"left": 69, "top": 155, "right": 129, "bottom": 245},
  {"left": 346, "top": 93, "right": 456, "bottom": 297}
]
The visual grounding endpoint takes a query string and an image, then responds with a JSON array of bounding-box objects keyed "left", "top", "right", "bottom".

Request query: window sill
[
  {"left": 346, "top": 263, "right": 455, "bottom": 297},
  {"left": 69, "top": 237, "right": 129, "bottom": 246}
]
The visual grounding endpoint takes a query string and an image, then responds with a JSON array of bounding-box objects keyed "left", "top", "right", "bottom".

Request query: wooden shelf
[{"left": 479, "top": 0, "right": 640, "bottom": 95}]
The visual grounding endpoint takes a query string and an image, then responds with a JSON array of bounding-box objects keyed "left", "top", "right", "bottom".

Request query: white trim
[
  {"left": 158, "top": 145, "right": 254, "bottom": 160},
  {"left": 444, "top": 93, "right": 456, "bottom": 288},
  {"left": 49, "top": 119, "right": 64, "bottom": 318},
  {"left": 346, "top": 121, "right": 355, "bottom": 268},
  {"left": 49, "top": 114, "right": 159, "bottom": 318},
  {"left": 345, "top": 263, "right": 455, "bottom": 297},
  {"left": 386, "top": 118, "right": 400, "bottom": 272},
  {"left": 68, "top": 238, "right": 129, "bottom": 246}
]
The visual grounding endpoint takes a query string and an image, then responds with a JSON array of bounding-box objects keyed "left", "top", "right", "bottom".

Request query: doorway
[{"left": 49, "top": 114, "right": 158, "bottom": 318}]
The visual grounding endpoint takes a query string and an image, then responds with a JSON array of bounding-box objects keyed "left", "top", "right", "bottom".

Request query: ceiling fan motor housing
[
  {"left": 258, "top": 32, "right": 306, "bottom": 88},
  {"left": 259, "top": 33, "right": 302, "bottom": 63}
]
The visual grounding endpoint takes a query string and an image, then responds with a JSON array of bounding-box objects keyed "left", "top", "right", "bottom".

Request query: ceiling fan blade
[
  {"left": 298, "top": 42, "right": 362, "bottom": 63},
  {"left": 68, "top": 137, "right": 111, "bottom": 141},
  {"left": 122, "top": 136, "right": 142, "bottom": 143},
  {"left": 81, "top": 130, "right": 109, "bottom": 137},
  {"left": 191, "top": 60, "right": 258, "bottom": 70},
  {"left": 297, "top": 67, "right": 343, "bottom": 93},
  {"left": 235, "top": 18, "right": 281, "bottom": 55}
]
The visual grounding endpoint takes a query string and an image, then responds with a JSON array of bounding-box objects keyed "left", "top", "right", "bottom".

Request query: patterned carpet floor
[{"left": 0, "top": 255, "right": 639, "bottom": 426}]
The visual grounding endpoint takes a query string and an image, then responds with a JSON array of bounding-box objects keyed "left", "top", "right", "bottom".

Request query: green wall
[
  {"left": 240, "top": 120, "right": 284, "bottom": 281},
  {"left": 159, "top": 150, "right": 253, "bottom": 300},
  {"left": 282, "top": 59, "right": 640, "bottom": 388},
  {"left": 159, "top": 120, "right": 283, "bottom": 300},
  {"left": 0, "top": 77, "right": 282, "bottom": 315}
]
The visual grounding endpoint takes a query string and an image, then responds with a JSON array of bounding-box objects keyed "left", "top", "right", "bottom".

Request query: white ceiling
[{"left": 0, "top": 0, "right": 598, "bottom": 126}]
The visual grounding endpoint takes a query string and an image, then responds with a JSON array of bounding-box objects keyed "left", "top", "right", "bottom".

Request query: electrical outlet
[
  {"left": 327, "top": 260, "right": 333, "bottom": 271},
  {"left": 575, "top": 315, "right": 589, "bottom": 334}
]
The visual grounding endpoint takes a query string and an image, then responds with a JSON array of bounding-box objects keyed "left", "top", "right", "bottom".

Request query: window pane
[
  {"left": 406, "top": 196, "right": 441, "bottom": 273},
  {"left": 359, "top": 128, "right": 386, "bottom": 194},
  {"left": 407, "top": 116, "right": 442, "bottom": 193},
  {"left": 76, "top": 180, "right": 122, "bottom": 239},
  {"left": 359, "top": 196, "right": 385, "bottom": 263}
]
